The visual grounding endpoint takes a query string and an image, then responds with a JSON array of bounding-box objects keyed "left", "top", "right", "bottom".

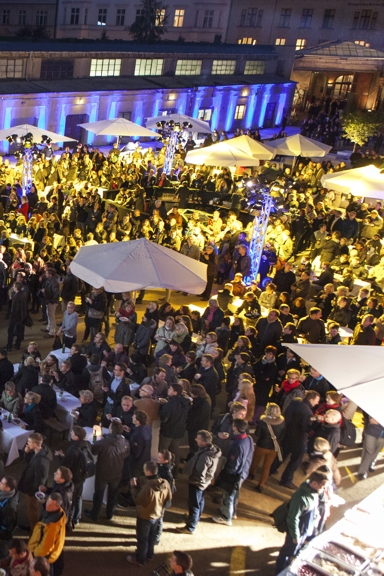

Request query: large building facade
[{"left": 0, "top": 41, "right": 296, "bottom": 151}]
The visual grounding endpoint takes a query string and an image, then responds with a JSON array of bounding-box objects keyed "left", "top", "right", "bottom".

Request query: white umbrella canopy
[
  {"left": 185, "top": 140, "right": 263, "bottom": 166},
  {"left": 267, "top": 134, "right": 332, "bottom": 157},
  {"left": 70, "top": 238, "right": 207, "bottom": 293},
  {"left": 227, "top": 135, "right": 276, "bottom": 160},
  {"left": 287, "top": 344, "right": 384, "bottom": 426},
  {"left": 78, "top": 118, "right": 157, "bottom": 138},
  {"left": 0, "top": 124, "right": 74, "bottom": 143},
  {"left": 321, "top": 164, "right": 384, "bottom": 200},
  {"left": 146, "top": 114, "right": 212, "bottom": 133}
]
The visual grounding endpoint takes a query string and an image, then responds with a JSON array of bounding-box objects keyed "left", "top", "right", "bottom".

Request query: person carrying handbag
[
  {"left": 248, "top": 403, "right": 285, "bottom": 492},
  {"left": 83, "top": 287, "right": 106, "bottom": 342}
]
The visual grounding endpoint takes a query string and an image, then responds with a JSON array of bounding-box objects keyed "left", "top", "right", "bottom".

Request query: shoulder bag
[{"left": 266, "top": 422, "right": 283, "bottom": 462}]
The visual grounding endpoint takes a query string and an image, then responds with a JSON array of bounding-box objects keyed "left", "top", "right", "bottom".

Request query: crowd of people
[{"left": 0, "top": 131, "right": 382, "bottom": 575}]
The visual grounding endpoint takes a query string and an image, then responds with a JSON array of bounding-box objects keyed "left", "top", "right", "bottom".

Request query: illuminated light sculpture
[
  {"left": 6, "top": 132, "right": 51, "bottom": 195},
  {"left": 156, "top": 120, "right": 193, "bottom": 175},
  {"left": 248, "top": 193, "right": 274, "bottom": 282}
]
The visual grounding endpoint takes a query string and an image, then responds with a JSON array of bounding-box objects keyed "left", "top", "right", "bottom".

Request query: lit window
[
  {"left": 134, "top": 59, "right": 164, "bottom": 76},
  {"left": 212, "top": 60, "right": 236, "bottom": 75},
  {"left": 97, "top": 8, "right": 107, "bottom": 25},
  {"left": 116, "top": 9, "right": 125, "bottom": 26},
  {"left": 238, "top": 37, "right": 256, "bottom": 44},
  {"left": 175, "top": 60, "right": 202, "bottom": 75},
  {"left": 198, "top": 108, "right": 212, "bottom": 121},
  {"left": 173, "top": 9, "right": 185, "bottom": 27},
  {"left": 275, "top": 38, "right": 286, "bottom": 45},
  {"left": 36, "top": 10, "right": 48, "bottom": 26},
  {"left": 296, "top": 38, "right": 306, "bottom": 50},
  {"left": 156, "top": 8, "right": 166, "bottom": 26},
  {"left": 0, "top": 59, "right": 23, "bottom": 79},
  {"left": 90, "top": 59, "right": 121, "bottom": 77},
  {"left": 234, "top": 105, "right": 246, "bottom": 120},
  {"left": 2, "top": 10, "right": 10, "bottom": 25},
  {"left": 19, "top": 10, "right": 26, "bottom": 25},
  {"left": 203, "top": 10, "right": 214, "bottom": 28},
  {"left": 244, "top": 60, "right": 265, "bottom": 74},
  {"left": 70, "top": 8, "right": 80, "bottom": 25}
]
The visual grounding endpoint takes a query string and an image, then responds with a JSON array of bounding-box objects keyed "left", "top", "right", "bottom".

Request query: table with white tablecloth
[
  {"left": 0, "top": 411, "right": 33, "bottom": 466},
  {"left": 48, "top": 348, "right": 71, "bottom": 366},
  {"left": 82, "top": 427, "right": 109, "bottom": 503},
  {"left": 53, "top": 387, "right": 80, "bottom": 439}
]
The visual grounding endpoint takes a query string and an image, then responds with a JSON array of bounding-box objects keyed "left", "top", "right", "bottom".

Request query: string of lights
[
  {"left": 156, "top": 120, "right": 193, "bottom": 175},
  {"left": 6, "top": 133, "right": 53, "bottom": 195}
]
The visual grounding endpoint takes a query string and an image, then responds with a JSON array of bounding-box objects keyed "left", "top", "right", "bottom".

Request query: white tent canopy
[
  {"left": 321, "top": 164, "right": 384, "bottom": 200},
  {"left": 267, "top": 134, "right": 332, "bottom": 157},
  {"left": 70, "top": 237, "right": 207, "bottom": 293},
  {"left": 146, "top": 114, "right": 212, "bottom": 133},
  {"left": 185, "top": 135, "right": 276, "bottom": 166},
  {"left": 287, "top": 344, "right": 384, "bottom": 426},
  {"left": 78, "top": 118, "right": 157, "bottom": 138},
  {"left": 0, "top": 124, "right": 74, "bottom": 143}
]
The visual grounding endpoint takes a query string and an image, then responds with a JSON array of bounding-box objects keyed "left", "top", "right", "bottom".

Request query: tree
[
  {"left": 342, "top": 110, "right": 384, "bottom": 151},
  {"left": 129, "top": 0, "right": 168, "bottom": 43},
  {"left": 15, "top": 26, "right": 50, "bottom": 39}
]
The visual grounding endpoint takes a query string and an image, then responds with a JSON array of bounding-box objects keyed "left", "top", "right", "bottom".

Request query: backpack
[
  {"left": 76, "top": 446, "right": 96, "bottom": 481},
  {"left": 340, "top": 417, "right": 357, "bottom": 447},
  {"left": 271, "top": 500, "right": 290, "bottom": 533},
  {"left": 87, "top": 366, "right": 105, "bottom": 402}
]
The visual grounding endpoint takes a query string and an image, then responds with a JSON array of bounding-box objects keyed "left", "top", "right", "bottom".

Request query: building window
[
  {"left": 40, "top": 59, "right": 74, "bottom": 79},
  {"left": 155, "top": 8, "right": 166, "bottom": 25},
  {"left": 352, "top": 10, "right": 377, "bottom": 30},
  {"left": 90, "top": 59, "right": 121, "bottom": 76},
  {"left": 276, "top": 60, "right": 285, "bottom": 76},
  {"left": 119, "top": 111, "right": 132, "bottom": 120},
  {"left": 238, "top": 38, "right": 256, "bottom": 44},
  {"left": 239, "top": 7, "right": 263, "bottom": 26},
  {"left": 355, "top": 40, "right": 370, "bottom": 47},
  {"left": 116, "top": 9, "right": 125, "bottom": 25},
  {"left": 70, "top": 8, "right": 80, "bottom": 25},
  {"left": 2, "top": 10, "right": 10, "bottom": 25},
  {"left": 275, "top": 38, "right": 286, "bottom": 45},
  {"left": 175, "top": 60, "right": 202, "bottom": 75},
  {"left": 134, "top": 58, "right": 163, "bottom": 76},
  {"left": 0, "top": 59, "right": 23, "bottom": 79},
  {"left": 198, "top": 108, "right": 212, "bottom": 121},
  {"left": 296, "top": 38, "right": 306, "bottom": 50},
  {"left": 84, "top": 8, "right": 88, "bottom": 24},
  {"left": 211, "top": 60, "right": 236, "bottom": 75},
  {"left": 244, "top": 60, "right": 265, "bottom": 74},
  {"left": 234, "top": 105, "right": 246, "bottom": 120},
  {"left": 279, "top": 8, "right": 291, "bottom": 28},
  {"left": 300, "top": 9, "right": 313, "bottom": 28},
  {"left": 19, "top": 10, "right": 27, "bottom": 25},
  {"left": 333, "top": 74, "right": 353, "bottom": 96},
  {"left": 36, "top": 10, "right": 48, "bottom": 26},
  {"left": 173, "top": 9, "right": 184, "bottom": 27},
  {"left": 203, "top": 10, "right": 214, "bottom": 28},
  {"left": 322, "top": 9, "right": 335, "bottom": 29},
  {"left": 97, "top": 8, "right": 107, "bottom": 25}
]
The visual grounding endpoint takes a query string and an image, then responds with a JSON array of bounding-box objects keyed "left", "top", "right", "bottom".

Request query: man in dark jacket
[
  {"left": 194, "top": 354, "right": 219, "bottom": 409},
  {"left": 273, "top": 263, "right": 296, "bottom": 294},
  {"left": 275, "top": 471, "right": 329, "bottom": 575},
  {"left": 159, "top": 383, "right": 190, "bottom": 479},
  {"left": 6, "top": 282, "right": 28, "bottom": 351},
  {"left": 255, "top": 310, "right": 283, "bottom": 355},
  {"left": 290, "top": 271, "right": 311, "bottom": 300},
  {"left": 212, "top": 419, "right": 254, "bottom": 526},
  {"left": 127, "top": 410, "right": 152, "bottom": 479},
  {"left": 58, "top": 425, "right": 92, "bottom": 525},
  {"left": 302, "top": 367, "right": 330, "bottom": 402},
  {"left": 31, "top": 374, "right": 57, "bottom": 419},
  {"left": 0, "top": 349, "right": 14, "bottom": 392},
  {"left": 102, "top": 362, "right": 132, "bottom": 417},
  {"left": 0, "top": 475, "right": 18, "bottom": 558},
  {"left": 18, "top": 433, "right": 53, "bottom": 530},
  {"left": 341, "top": 211, "right": 359, "bottom": 240},
  {"left": 351, "top": 314, "right": 376, "bottom": 345},
  {"left": 84, "top": 420, "right": 129, "bottom": 521},
  {"left": 60, "top": 266, "right": 78, "bottom": 312},
  {"left": 297, "top": 307, "right": 326, "bottom": 344},
  {"left": 42, "top": 269, "right": 60, "bottom": 337},
  {"left": 275, "top": 391, "right": 320, "bottom": 489},
  {"left": 178, "top": 430, "right": 221, "bottom": 534}
]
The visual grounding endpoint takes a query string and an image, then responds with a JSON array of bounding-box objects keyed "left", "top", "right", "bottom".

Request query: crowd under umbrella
[
  {"left": 321, "top": 164, "right": 384, "bottom": 200},
  {"left": 77, "top": 117, "right": 158, "bottom": 143},
  {"left": 0, "top": 123, "right": 74, "bottom": 194},
  {"left": 70, "top": 237, "right": 208, "bottom": 294},
  {"left": 288, "top": 344, "right": 384, "bottom": 426}
]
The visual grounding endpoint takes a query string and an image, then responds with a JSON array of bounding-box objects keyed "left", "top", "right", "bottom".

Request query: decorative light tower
[
  {"left": 6, "top": 132, "right": 50, "bottom": 194},
  {"left": 248, "top": 193, "right": 274, "bottom": 282},
  {"left": 156, "top": 120, "right": 193, "bottom": 174}
]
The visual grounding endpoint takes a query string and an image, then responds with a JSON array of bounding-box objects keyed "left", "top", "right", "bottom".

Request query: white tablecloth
[
  {"left": 53, "top": 387, "right": 80, "bottom": 439},
  {"left": 82, "top": 427, "right": 109, "bottom": 503},
  {"left": 49, "top": 349, "right": 71, "bottom": 366},
  {"left": 0, "top": 411, "right": 33, "bottom": 466}
]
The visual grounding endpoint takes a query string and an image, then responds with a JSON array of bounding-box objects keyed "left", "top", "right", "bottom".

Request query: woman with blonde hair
[
  {"left": 196, "top": 331, "right": 217, "bottom": 358},
  {"left": 249, "top": 403, "right": 285, "bottom": 492},
  {"left": 21, "top": 391, "right": 44, "bottom": 433},
  {"left": 12, "top": 356, "right": 39, "bottom": 396},
  {"left": 232, "top": 377, "right": 256, "bottom": 422},
  {"left": 40, "top": 354, "right": 59, "bottom": 377},
  {"left": 173, "top": 322, "right": 192, "bottom": 354},
  {"left": 154, "top": 316, "right": 176, "bottom": 355}
]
